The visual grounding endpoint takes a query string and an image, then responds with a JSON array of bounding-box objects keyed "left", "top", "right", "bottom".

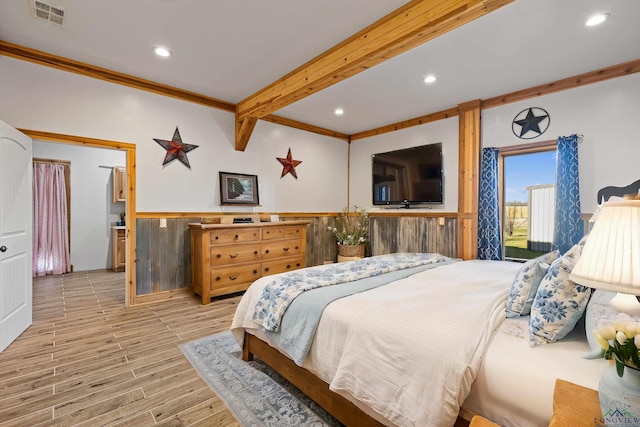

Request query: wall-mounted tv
[{"left": 372, "top": 142, "right": 443, "bottom": 207}]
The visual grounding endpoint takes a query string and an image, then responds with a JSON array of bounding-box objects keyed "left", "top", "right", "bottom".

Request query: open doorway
[
  {"left": 33, "top": 144, "right": 126, "bottom": 276},
  {"left": 20, "top": 129, "right": 137, "bottom": 306}
]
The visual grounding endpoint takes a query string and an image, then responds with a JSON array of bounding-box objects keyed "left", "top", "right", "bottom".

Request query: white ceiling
[{"left": 1, "top": 0, "right": 639, "bottom": 135}]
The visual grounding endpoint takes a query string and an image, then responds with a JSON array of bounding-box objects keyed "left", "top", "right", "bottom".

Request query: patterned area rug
[{"left": 180, "top": 331, "right": 342, "bottom": 427}]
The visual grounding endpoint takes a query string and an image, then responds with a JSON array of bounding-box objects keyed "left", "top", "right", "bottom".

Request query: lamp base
[{"left": 609, "top": 293, "right": 640, "bottom": 316}]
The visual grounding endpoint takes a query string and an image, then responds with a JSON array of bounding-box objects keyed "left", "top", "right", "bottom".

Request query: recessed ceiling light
[
  {"left": 423, "top": 75, "right": 437, "bottom": 84},
  {"left": 153, "top": 46, "right": 172, "bottom": 57},
  {"left": 334, "top": 108, "right": 344, "bottom": 116},
  {"left": 585, "top": 13, "right": 609, "bottom": 27}
]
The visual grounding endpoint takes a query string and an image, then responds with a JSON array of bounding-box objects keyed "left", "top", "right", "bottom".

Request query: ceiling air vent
[{"left": 32, "top": 0, "right": 65, "bottom": 25}]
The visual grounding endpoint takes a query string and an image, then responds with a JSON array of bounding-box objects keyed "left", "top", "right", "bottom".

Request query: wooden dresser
[{"left": 189, "top": 221, "right": 308, "bottom": 304}]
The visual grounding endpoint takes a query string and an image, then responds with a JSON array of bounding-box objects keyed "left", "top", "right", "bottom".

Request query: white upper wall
[
  {"left": 2, "top": 55, "right": 639, "bottom": 218},
  {"left": 0, "top": 56, "right": 348, "bottom": 213},
  {"left": 483, "top": 72, "right": 640, "bottom": 214},
  {"left": 349, "top": 117, "right": 459, "bottom": 212}
]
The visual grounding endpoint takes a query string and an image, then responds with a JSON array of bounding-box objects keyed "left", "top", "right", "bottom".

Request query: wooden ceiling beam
[
  {"left": 235, "top": 116, "right": 258, "bottom": 152},
  {"left": 234, "top": 0, "right": 513, "bottom": 149},
  {"left": 262, "top": 115, "right": 350, "bottom": 141},
  {"left": 0, "top": 40, "right": 235, "bottom": 112}
]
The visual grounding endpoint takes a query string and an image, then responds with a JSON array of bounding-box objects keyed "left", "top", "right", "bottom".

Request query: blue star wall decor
[
  {"left": 512, "top": 107, "right": 550, "bottom": 139},
  {"left": 153, "top": 127, "right": 199, "bottom": 168}
]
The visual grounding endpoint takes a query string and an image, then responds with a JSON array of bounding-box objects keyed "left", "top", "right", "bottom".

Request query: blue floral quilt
[{"left": 252, "top": 252, "right": 451, "bottom": 332}]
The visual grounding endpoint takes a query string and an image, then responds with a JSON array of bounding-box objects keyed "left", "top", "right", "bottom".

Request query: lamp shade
[{"left": 569, "top": 199, "right": 640, "bottom": 294}]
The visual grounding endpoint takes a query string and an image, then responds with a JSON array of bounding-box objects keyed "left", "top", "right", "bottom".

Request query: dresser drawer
[
  {"left": 262, "top": 239, "right": 302, "bottom": 259},
  {"left": 209, "top": 229, "right": 259, "bottom": 245},
  {"left": 210, "top": 263, "right": 261, "bottom": 289},
  {"left": 262, "top": 258, "right": 304, "bottom": 276},
  {"left": 210, "top": 244, "right": 260, "bottom": 266},
  {"left": 261, "top": 227, "right": 284, "bottom": 240},
  {"left": 283, "top": 226, "right": 304, "bottom": 238}
]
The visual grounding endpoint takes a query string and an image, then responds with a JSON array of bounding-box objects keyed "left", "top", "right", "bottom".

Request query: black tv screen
[{"left": 372, "top": 143, "right": 443, "bottom": 206}]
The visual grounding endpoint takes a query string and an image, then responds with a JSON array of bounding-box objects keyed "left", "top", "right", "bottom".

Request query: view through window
[{"left": 503, "top": 150, "right": 556, "bottom": 260}]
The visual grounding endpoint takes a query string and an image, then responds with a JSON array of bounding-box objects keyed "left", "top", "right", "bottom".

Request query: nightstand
[
  {"left": 549, "top": 379, "right": 602, "bottom": 427},
  {"left": 469, "top": 415, "right": 500, "bottom": 427}
]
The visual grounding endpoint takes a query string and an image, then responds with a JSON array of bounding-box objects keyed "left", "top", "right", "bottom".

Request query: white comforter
[{"left": 232, "top": 259, "right": 521, "bottom": 427}]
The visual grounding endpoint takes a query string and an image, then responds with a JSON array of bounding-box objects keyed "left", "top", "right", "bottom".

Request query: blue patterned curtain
[
  {"left": 552, "top": 134, "right": 583, "bottom": 254},
  {"left": 478, "top": 147, "right": 503, "bottom": 260}
]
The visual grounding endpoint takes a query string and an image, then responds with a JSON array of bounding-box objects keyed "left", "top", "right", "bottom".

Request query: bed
[{"left": 230, "top": 250, "right": 610, "bottom": 427}]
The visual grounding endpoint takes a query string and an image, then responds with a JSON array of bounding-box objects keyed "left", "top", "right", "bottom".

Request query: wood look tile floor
[{"left": 0, "top": 270, "right": 242, "bottom": 426}]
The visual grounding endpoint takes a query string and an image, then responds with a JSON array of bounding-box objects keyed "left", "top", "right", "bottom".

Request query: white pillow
[
  {"left": 505, "top": 251, "right": 559, "bottom": 318},
  {"left": 529, "top": 255, "right": 592, "bottom": 346}
]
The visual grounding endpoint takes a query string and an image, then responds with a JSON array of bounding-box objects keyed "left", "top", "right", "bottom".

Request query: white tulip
[
  {"left": 613, "top": 321, "right": 628, "bottom": 333},
  {"left": 625, "top": 323, "right": 638, "bottom": 339},
  {"left": 598, "top": 326, "right": 617, "bottom": 340},
  {"left": 616, "top": 331, "right": 627, "bottom": 346},
  {"left": 635, "top": 334, "right": 640, "bottom": 349},
  {"left": 594, "top": 332, "right": 610, "bottom": 351}
]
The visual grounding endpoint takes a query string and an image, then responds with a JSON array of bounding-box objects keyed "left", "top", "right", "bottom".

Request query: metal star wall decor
[
  {"left": 512, "top": 107, "right": 550, "bottom": 139},
  {"left": 153, "top": 127, "right": 199, "bottom": 168},
  {"left": 277, "top": 148, "right": 302, "bottom": 179}
]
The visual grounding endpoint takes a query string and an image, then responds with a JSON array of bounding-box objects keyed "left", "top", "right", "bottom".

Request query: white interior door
[{"left": 0, "top": 120, "right": 32, "bottom": 353}]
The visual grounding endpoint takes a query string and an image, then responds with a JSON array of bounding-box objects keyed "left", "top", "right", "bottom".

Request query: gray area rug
[{"left": 180, "top": 331, "right": 342, "bottom": 427}]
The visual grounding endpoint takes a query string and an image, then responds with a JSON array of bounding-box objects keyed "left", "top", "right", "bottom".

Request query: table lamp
[{"left": 569, "top": 197, "right": 640, "bottom": 315}]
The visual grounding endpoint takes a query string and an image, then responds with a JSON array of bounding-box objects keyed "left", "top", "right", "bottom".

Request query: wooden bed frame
[
  {"left": 242, "top": 331, "right": 385, "bottom": 427},
  {"left": 242, "top": 332, "right": 473, "bottom": 427}
]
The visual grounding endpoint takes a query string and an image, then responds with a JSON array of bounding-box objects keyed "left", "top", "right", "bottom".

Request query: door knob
[{"left": 0, "top": 246, "right": 6, "bottom": 252}]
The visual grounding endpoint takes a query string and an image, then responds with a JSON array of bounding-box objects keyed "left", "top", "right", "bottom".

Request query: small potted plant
[
  {"left": 593, "top": 321, "right": 640, "bottom": 422},
  {"left": 328, "top": 206, "right": 369, "bottom": 261}
]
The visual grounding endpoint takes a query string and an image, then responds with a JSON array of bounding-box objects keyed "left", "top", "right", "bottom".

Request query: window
[{"left": 500, "top": 146, "right": 556, "bottom": 260}]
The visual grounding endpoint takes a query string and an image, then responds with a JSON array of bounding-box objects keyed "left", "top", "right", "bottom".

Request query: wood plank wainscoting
[{"left": 134, "top": 212, "right": 459, "bottom": 302}]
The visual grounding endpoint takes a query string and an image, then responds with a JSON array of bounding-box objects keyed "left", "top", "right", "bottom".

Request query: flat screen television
[{"left": 372, "top": 142, "right": 443, "bottom": 207}]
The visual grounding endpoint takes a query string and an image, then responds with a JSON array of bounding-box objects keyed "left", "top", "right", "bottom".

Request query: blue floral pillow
[
  {"left": 529, "top": 255, "right": 592, "bottom": 346},
  {"left": 505, "top": 250, "right": 559, "bottom": 318}
]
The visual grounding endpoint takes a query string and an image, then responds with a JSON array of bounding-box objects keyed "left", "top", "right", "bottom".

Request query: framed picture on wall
[{"left": 219, "top": 172, "right": 260, "bottom": 205}]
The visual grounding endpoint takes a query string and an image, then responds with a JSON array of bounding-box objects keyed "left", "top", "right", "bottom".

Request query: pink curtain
[{"left": 33, "top": 163, "right": 71, "bottom": 276}]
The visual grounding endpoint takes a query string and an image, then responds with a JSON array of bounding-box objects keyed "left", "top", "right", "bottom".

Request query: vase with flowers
[
  {"left": 328, "top": 206, "right": 369, "bottom": 262},
  {"left": 593, "top": 321, "right": 640, "bottom": 425}
]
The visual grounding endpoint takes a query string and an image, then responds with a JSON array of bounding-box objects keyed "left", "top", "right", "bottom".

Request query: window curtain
[
  {"left": 552, "top": 134, "right": 583, "bottom": 254},
  {"left": 33, "top": 163, "right": 71, "bottom": 276},
  {"left": 478, "top": 147, "right": 503, "bottom": 260}
]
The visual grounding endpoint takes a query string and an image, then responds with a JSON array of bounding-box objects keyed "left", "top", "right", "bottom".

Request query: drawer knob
[
  {"left": 254, "top": 251, "right": 258, "bottom": 255},
  {"left": 216, "top": 254, "right": 222, "bottom": 258},
  {"left": 265, "top": 249, "right": 270, "bottom": 254},
  {"left": 283, "top": 247, "right": 289, "bottom": 251},
  {"left": 286, "top": 264, "right": 291, "bottom": 269},
  {"left": 215, "top": 276, "right": 221, "bottom": 281},
  {"left": 229, "top": 275, "right": 238, "bottom": 280},
  {"left": 234, "top": 234, "right": 239, "bottom": 239},
  {"left": 253, "top": 270, "right": 258, "bottom": 274},
  {"left": 229, "top": 253, "right": 238, "bottom": 258},
  {"left": 295, "top": 246, "right": 299, "bottom": 250},
  {"left": 265, "top": 267, "right": 270, "bottom": 272}
]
